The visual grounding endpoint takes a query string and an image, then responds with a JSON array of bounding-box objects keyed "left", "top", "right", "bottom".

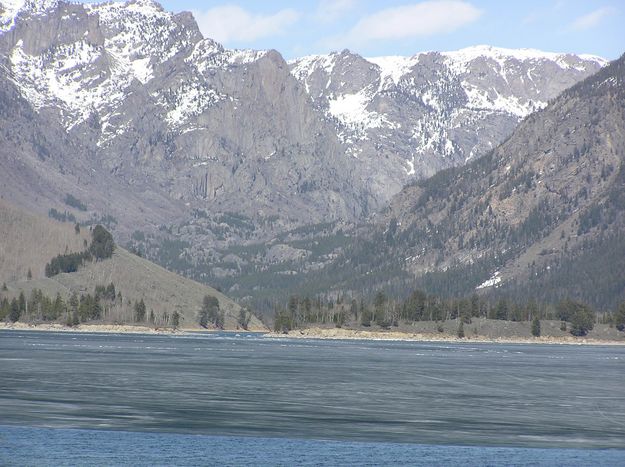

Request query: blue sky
[{"left": 111, "top": 1, "right": 625, "bottom": 59}]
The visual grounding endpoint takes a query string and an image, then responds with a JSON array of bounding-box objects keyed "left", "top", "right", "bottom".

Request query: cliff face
[
  {"left": 0, "top": 1, "right": 605, "bottom": 233},
  {"left": 0, "top": 0, "right": 366, "bottom": 229}
]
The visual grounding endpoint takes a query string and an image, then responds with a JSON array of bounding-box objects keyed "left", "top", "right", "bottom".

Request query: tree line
[
  {"left": 273, "top": 289, "right": 625, "bottom": 338},
  {"left": 0, "top": 283, "right": 181, "bottom": 329}
]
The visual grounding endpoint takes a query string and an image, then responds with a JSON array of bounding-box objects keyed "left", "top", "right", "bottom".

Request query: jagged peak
[
  {"left": 84, "top": 0, "right": 168, "bottom": 20},
  {"left": 1, "top": 0, "right": 59, "bottom": 13},
  {"left": 290, "top": 45, "right": 607, "bottom": 85},
  {"left": 441, "top": 45, "right": 608, "bottom": 69},
  {"left": 0, "top": 0, "right": 58, "bottom": 31}
]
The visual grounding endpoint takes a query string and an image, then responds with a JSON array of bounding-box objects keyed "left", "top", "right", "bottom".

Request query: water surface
[{"left": 1, "top": 330, "right": 624, "bottom": 464}]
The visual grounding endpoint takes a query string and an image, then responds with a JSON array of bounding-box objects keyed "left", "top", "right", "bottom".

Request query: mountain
[
  {"left": 289, "top": 46, "right": 606, "bottom": 201},
  {"left": 0, "top": 199, "right": 266, "bottom": 330},
  {"left": 311, "top": 53, "right": 625, "bottom": 309},
  {"left": 0, "top": 1, "right": 605, "bottom": 232},
  {"left": 0, "top": 0, "right": 366, "bottom": 230},
  {"left": 0, "top": 0, "right": 614, "bottom": 310}
]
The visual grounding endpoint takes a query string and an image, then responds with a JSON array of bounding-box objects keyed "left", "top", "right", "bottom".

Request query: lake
[{"left": 1, "top": 330, "right": 624, "bottom": 465}]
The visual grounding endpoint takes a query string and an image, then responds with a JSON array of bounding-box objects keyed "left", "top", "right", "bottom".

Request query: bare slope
[
  {"left": 0, "top": 201, "right": 266, "bottom": 330},
  {"left": 0, "top": 199, "right": 90, "bottom": 282}
]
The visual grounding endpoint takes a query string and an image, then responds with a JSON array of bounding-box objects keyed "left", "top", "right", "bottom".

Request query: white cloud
[
  {"left": 316, "top": 0, "right": 358, "bottom": 23},
  {"left": 330, "top": 1, "right": 481, "bottom": 47},
  {"left": 192, "top": 5, "right": 300, "bottom": 44},
  {"left": 570, "top": 7, "right": 615, "bottom": 31}
]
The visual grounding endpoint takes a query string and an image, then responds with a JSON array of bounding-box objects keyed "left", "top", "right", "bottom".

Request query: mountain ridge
[{"left": 0, "top": 0, "right": 606, "bottom": 228}]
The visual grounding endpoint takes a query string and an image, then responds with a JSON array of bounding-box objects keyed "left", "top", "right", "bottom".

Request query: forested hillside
[{"left": 252, "top": 53, "right": 625, "bottom": 310}]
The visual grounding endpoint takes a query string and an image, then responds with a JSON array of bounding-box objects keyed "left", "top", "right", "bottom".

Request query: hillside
[
  {"left": 0, "top": 199, "right": 90, "bottom": 282},
  {"left": 247, "top": 53, "right": 625, "bottom": 310},
  {"left": 0, "top": 200, "right": 266, "bottom": 330}
]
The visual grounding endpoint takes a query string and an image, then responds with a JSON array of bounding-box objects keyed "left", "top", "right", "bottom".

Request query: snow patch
[
  {"left": 405, "top": 156, "right": 415, "bottom": 175},
  {"left": 154, "top": 80, "right": 224, "bottom": 127},
  {"left": 462, "top": 81, "right": 542, "bottom": 117},
  {"left": 366, "top": 55, "right": 421, "bottom": 87},
  {"left": 328, "top": 90, "right": 392, "bottom": 136},
  {"left": 442, "top": 45, "right": 609, "bottom": 73},
  {"left": 289, "top": 53, "right": 337, "bottom": 80},
  {"left": 476, "top": 271, "right": 502, "bottom": 289}
]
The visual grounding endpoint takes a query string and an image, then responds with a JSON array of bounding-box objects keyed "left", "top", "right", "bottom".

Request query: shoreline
[
  {"left": 2, "top": 322, "right": 624, "bottom": 346},
  {"left": 265, "top": 327, "right": 625, "bottom": 346},
  {"left": 0, "top": 322, "right": 263, "bottom": 335}
]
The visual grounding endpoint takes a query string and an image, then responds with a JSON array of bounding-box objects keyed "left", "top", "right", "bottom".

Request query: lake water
[{"left": 1, "top": 330, "right": 624, "bottom": 465}]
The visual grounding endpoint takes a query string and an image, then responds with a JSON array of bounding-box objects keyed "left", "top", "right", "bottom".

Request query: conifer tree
[
  {"left": 9, "top": 298, "right": 20, "bottom": 323},
  {"left": 172, "top": 311, "right": 180, "bottom": 328},
  {"left": 570, "top": 306, "right": 595, "bottom": 336},
  {"left": 615, "top": 302, "right": 625, "bottom": 332},
  {"left": 531, "top": 316, "right": 541, "bottom": 337},
  {"left": 238, "top": 308, "right": 250, "bottom": 330},
  {"left": 134, "top": 299, "right": 146, "bottom": 322},
  {"left": 18, "top": 292, "right": 26, "bottom": 315}
]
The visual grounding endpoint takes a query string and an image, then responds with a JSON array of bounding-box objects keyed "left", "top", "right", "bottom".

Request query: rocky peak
[{"left": 289, "top": 45, "right": 607, "bottom": 198}]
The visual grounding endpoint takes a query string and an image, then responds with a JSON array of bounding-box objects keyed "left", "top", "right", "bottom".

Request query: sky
[{"left": 95, "top": 0, "right": 625, "bottom": 60}]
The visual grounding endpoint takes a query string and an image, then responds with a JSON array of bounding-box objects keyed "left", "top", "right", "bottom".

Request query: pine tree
[
  {"left": 90, "top": 225, "right": 115, "bottom": 260},
  {"left": 495, "top": 299, "right": 509, "bottom": 320},
  {"left": 238, "top": 308, "right": 250, "bottom": 330},
  {"left": 457, "top": 320, "right": 465, "bottom": 338},
  {"left": 27, "top": 268, "right": 32, "bottom": 280},
  {"left": 18, "top": 292, "right": 26, "bottom": 316},
  {"left": 360, "top": 308, "right": 372, "bottom": 327},
  {"left": 570, "top": 306, "right": 595, "bottom": 337},
  {"left": 531, "top": 316, "right": 541, "bottom": 337},
  {"left": 350, "top": 299, "right": 358, "bottom": 320},
  {"left": 9, "top": 298, "right": 20, "bottom": 323},
  {"left": 199, "top": 295, "right": 222, "bottom": 329},
  {"left": 134, "top": 299, "right": 146, "bottom": 322},
  {"left": 171, "top": 311, "right": 180, "bottom": 329},
  {"left": 615, "top": 302, "right": 625, "bottom": 332}
]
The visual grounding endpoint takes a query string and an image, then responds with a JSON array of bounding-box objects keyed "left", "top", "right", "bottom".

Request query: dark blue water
[
  {"left": 2, "top": 425, "right": 624, "bottom": 466},
  {"left": 1, "top": 330, "right": 624, "bottom": 465}
]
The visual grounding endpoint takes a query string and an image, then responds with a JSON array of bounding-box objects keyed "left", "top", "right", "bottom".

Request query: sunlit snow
[{"left": 476, "top": 271, "right": 502, "bottom": 289}]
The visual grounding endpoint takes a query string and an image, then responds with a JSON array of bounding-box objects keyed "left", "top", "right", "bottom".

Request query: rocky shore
[{"left": 266, "top": 327, "right": 625, "bottom": 346}]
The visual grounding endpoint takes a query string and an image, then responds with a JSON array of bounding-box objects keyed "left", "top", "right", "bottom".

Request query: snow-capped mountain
[
  {"left": 0, "top": 0, "right": 365, "bottom": 228},
  {"left": 0, "top": 0, "right": 607, "bottom": 236},
  {"left": 2, "top": 0, "right": 264, "bottom": 136},
  {"left": 289, "top": 46, "right": 606, "bottom": 196}
]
